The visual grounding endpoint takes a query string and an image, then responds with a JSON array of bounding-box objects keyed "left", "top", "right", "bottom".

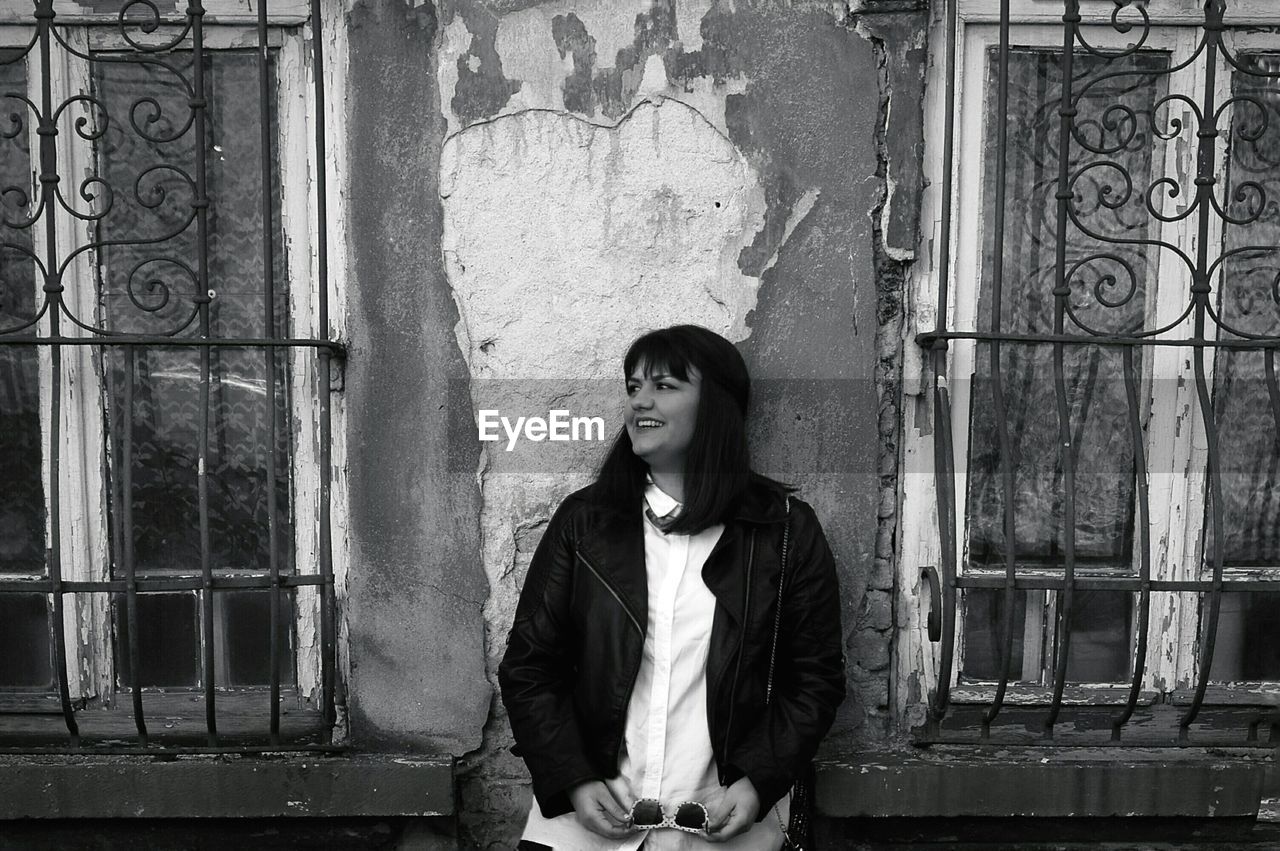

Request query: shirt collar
[{"left": 643, "top": 473, "right": 682, "bottom": 518}]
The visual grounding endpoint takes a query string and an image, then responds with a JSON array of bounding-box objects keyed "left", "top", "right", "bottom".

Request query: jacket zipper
[
  {"left": 716, "top": 528, "right": 754, "bottom": 783},
  {"left": 575, "top": 547, "right": 644, "bottom": 767},
  {"left": 574, "top": 547, "right": 643, "bottom": 636}
]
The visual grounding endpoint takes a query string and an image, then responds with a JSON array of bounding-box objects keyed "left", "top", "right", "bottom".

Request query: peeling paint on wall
[
  {"left": 444, "top": 0, "right": 743, "bottom": 137},
  {"left": 441, "top": 100, "right": 766, "bottom": 377},
  {"left": 440, "top": 95, "right": 770, "bottom": 743},
  {"left": 442, "top": 90, "right": 776, "bottom": 842},
  {"left": 449, "top": 0, "right": 524, "bottom": 126},
  {"left": 433, "top": 2, "right": 893, "bottom": 844}
]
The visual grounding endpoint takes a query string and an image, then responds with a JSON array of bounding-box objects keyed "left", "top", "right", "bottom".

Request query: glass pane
[
  {"left": 1209, "top": 592, "right": 1280, "bottom": 681},
  {"left": 966, "top": 49, "right": 1170, "bottom": 574},
  {"left": 962, "top": 589, "right": 1029, "bottom": 681},
  {"left": 962, "top": 588, "right": 1132, "bottom": 683},
  {"left": 94, "top": 51, "right": 292, "bottom": 576},
  {"left": 0, "top": 594, "right": 54, "bottom": 689},
  {"left": 0, "top": 57, "right": 44, "bottom": 575},
  {"left": 1208, "top": 53, "right": 1280, "bottom": 568},
  {"left": 215, "top": 591, "right": 295, "bottom": 686},
  {"left": 114, "top": 592, "right": 200, "bottom": 688},
  {"left": 1063, "top": 589, "right": 1132, "bottom": 682}
]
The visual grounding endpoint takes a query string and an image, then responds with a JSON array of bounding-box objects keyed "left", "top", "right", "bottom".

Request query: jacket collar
[
  {"left": 569, "top": 477, "right": 789, "bottom": 631},
  {"left": 731, "top": 478, "right": 790, "bottom": 525},
  {"left": 570, "top": 476, "right": 790, "bottom": 525}
]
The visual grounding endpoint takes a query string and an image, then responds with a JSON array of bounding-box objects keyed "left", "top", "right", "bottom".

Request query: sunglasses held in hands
[{"left": 626, "top": 798, "right": 709, "bottom": 833}]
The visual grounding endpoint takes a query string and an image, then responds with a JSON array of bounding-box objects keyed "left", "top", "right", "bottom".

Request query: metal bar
[
  {"left": 196, "top": 193, "right": 217, "bottom": 743},
  {"left": 952, "top": 576, "right": 1280, "bottom": 592},
  {"left": 34, "top": 0, "right": 79, "bottom": 747},
  {"left": 190, "top": 0, "right": 217, "bottom": 746},
  {"left": 1181, "top": 0, "right": 1226, "bottom": 737},
  {"left": 917, "top": 330, "right": 1280, "bottom": 349},
  {"left": 0, "top": 576, "right": 327, "bottom": 593},
  {"left": 311, "top": 0, "right": 338, "bottom": 744},
  {"left": 933, "top": 0, "right": 960, "bottom": 338},
  {"left": 0, "top": 744, "right": 344, "bottom": 755},
  {"left": 1044, "top": 0, "right": 1080, "bottom": 738},
  {"left": 0, "top": 336, "right": 344, "bottom": 350},
  {"left": 1266, "top": 348, "right": 1280, "bottom": 496},
  {"left": 1269, "top": 350, "right": 1280, "bottom": 437},
  {"left": 257, "top": 0, "right": 282, "bottom": 745},
  {"left": 120, "top": 351, "right": 147, "bottom": 744},
  {"left": 931, "top": 383, "right": 958, "bottom": 721},
  {"left": 1113, "top": 346, "right": 1152, "bottom": 739},
  {"left": 917, "top": 733, "right": 1278, "bottom": 749},
  {"left": 982, "top": 0, "right": 1016, "bottom": 738},
  {"left": 927, "top": 0, "right": 962, "bottom": 728}
]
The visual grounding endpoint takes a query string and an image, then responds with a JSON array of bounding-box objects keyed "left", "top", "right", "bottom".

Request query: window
[
  {"left": 900, "top": 0, "right": 1280, "bottom": 745},
  {"left": 0, "top": 0, "right": 340, "bottom": 750}
]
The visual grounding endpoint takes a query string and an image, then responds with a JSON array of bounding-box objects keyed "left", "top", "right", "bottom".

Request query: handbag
[{"left": 766, "top": 494, "right": 816, "bottom": 851}]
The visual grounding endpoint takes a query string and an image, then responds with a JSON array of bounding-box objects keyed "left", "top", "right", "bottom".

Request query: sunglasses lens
[
  {"left": 674, "top": 802, "right": 707, "bottom": 829},
  {"left": 631, "top": 799, "right": 663, "bottom": 826}
]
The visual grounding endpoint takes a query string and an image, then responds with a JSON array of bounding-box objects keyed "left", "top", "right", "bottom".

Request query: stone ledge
[
  {"left": 0, "top": 754, "right": 455, "bottom": 819},
  {"left": 816, "top": 751, "right": 1272, "bottom": 818}
]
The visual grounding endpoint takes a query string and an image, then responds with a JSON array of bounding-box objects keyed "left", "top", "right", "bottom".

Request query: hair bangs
[{"left": 624, "top": 334, "right": 692, "bottom": 383}]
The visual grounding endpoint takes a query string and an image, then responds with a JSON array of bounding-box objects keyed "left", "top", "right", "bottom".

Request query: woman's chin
[
  {"left": 629, "top": 436, "right": 661, "bottom": 459},
  {"left": 632, "top": 449, "right": 675, "bottom": 473}
]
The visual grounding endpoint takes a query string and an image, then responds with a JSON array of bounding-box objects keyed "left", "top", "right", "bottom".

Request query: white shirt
[{"left": 521, "top": 480, "right": 788, "bottom": 850}]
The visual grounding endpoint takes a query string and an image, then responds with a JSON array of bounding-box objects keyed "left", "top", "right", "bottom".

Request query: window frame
[
  {"left": 0, "top": 0, "right": 348, "bottom": 750},
  {"left": 898, "top": 0, "right": 1280, "bottom": 741}
]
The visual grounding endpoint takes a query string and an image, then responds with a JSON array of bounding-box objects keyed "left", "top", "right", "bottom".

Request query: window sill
[
  {"left": 0, "top": 753, "right": 455, "bottom": 818},
  {"left": 949, "top": 684, "right": 1160, "bottom": 706},
  {"left": 815, "top": 748, "right": 1274, "bottom": 818},
  {"left": 0, "top": 692, "right": 327, "bottom": 750}
]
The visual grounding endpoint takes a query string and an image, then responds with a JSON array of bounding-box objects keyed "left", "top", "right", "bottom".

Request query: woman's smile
[{"left": 624, "top": 365, "right": 701, "bottom": 473}]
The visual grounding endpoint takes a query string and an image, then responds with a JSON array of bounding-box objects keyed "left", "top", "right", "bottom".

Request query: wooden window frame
[
  {"left": 898, "top": 0, "right": 1280, "bottom": 738},
  {"left": 0, "top": 0, "right": 351, "bottom": 750}
]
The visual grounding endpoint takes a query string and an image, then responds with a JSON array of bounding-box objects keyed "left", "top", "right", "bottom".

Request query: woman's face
[{"left": 624, "top": 361, "right": 702, "bottom": 473}]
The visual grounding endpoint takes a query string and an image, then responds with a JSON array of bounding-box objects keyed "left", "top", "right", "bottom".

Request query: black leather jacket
[{"left": 498, "top": 478, "right": 846, "bottom": 820}]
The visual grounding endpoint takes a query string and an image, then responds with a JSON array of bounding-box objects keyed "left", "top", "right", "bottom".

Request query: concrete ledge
[
  {"left": 816, "top": 751, "right": 1271, "bottom": 818},
  {"left": 0, "top": 754, "right": 455, "bottom": 819}
]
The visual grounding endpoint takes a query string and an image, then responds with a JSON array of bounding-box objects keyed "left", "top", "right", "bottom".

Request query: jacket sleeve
[
  {"left": 728, "top": 499, "right": 847, "bottom": 814},
  {"left": 497, "top": 496, "right": 598, "bottom": 817}
]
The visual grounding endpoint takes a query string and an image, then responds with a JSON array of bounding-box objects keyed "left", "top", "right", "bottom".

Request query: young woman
[{"left": 499, "top": 325, "right": 845, "bottom": 850}]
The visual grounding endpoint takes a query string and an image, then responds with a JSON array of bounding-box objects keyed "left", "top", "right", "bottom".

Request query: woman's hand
[
  {"left": 568, "top": 780, "right": 633, "bottom": 840},
  {"left": 705, "top": 776, "right": 760, "bottom": 842}
]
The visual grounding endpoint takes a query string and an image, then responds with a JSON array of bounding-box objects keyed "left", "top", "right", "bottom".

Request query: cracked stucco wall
[
  {"left": 343, "top": 0, "right": 490, "bottom": 755},
  {"left": 342, "top": 0, "right": 926, "bottom": 845},
  {"left": 429, "top": 1, "right": 915, "bottom": 846}
]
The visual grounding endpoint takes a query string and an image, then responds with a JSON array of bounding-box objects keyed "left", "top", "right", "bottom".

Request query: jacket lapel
[
  {"left": 572, "top": 481, "right": 787, "bottom": 694},
  {"left": 700, "top": 523, "right": 746, "bottom": 627},
  {"left": 576, "top": 506, "right": 648, "bottom": 637}
]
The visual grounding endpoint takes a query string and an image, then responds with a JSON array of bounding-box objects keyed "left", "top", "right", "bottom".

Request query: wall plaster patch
[
  {"left": 438, "top": 99, "right": 771, "bottom": 723},
  {"left": 440, "top": 98, "right": 766, "bottom": 381}
]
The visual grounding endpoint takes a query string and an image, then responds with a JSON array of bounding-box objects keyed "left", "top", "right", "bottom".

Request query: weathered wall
[
  {"left": 342, "top": 0, "right": 924, "bottom": 845},
  {"left": 430, "top": 0, "right": 898, "bottom": 846},
  {"left": 343, "top": 0, "right": 490, "bottom": 755}
]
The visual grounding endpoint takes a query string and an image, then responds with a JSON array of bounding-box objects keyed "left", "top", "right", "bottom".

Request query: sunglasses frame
[{"left": 626, "top": 798, "right": 709, "bottom": 834}]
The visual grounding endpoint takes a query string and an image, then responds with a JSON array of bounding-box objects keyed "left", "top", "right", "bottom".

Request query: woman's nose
[{"left": 630, "top": 389, "right": 653, "bottom": 409}]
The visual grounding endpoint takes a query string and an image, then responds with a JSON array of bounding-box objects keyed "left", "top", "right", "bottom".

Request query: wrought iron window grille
[
  {"left": 0, "top": 0, "right": 343, "bottom": 753},
  {"left": 917, "top": 0, "right": 1280, "bottom": 747}
]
